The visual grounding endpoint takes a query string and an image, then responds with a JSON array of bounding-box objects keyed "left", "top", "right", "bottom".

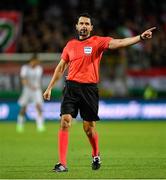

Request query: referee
[{"left": 43, "top": 13, "right": 156, "bottom": 172}]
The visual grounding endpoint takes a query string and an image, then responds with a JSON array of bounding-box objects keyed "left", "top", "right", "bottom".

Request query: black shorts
[{"left": 60, "top": 80, "right": 100, "bottom": 121}]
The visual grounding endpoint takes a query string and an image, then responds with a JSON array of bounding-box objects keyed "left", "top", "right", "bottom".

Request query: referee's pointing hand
[{"left": 140, "top": 27, "right": 156, "bottom": 40}]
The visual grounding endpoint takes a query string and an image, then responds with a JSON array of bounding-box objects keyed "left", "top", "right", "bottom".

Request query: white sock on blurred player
[
  {"left": 17, "top": 114, "right": 24, "bottom": 126},
  {"left": 16, "top": 115, "right": 25, "bottom": 132},
  {"left": 36, "top": 113, "right": 45, "bottom": 131}
]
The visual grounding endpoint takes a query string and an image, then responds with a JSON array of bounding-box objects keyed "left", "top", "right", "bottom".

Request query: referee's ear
[
  {"left": 91, "top": 25, "right": 93, "bottom": 31},
  {"left": 76, "top": 24, "right": 78, "bottom": 31}
]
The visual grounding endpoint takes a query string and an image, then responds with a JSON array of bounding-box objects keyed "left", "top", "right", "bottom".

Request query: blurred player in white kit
[{"left": 16, "top": 56, "right": 45, "bottom": 132}]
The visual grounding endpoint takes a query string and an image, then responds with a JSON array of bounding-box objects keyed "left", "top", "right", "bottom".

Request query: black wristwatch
[{"left": 140, "top": 35, "right": 145, "bottom": 40}]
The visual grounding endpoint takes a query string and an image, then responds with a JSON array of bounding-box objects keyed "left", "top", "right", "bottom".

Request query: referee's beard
[{"left": 79, "top": 28, "right": 90, "bottom": 38}]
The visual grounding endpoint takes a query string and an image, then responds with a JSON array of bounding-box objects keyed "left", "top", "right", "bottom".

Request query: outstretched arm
[
  {"left": 43, "top": 59, "right": 68, "bottom": 100},
  {"left": 109, "top": 27, "right": 156, "bottom": 50}
]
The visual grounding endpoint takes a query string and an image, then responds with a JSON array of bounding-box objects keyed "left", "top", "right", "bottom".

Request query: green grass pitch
[{"left": 0, "top": 121, "right": 166, "bottom": 179}]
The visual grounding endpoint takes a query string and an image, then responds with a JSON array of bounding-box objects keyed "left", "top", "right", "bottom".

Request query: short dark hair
[
  {"left": 29, "top": 53, "right": 39, "bottom": 62},
  {"left": 77, "top": 13, "right": 93, "bottom": 25}
]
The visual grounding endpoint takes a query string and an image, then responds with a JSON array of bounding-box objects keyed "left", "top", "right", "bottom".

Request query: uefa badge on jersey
[{"left": 84, "top": 46, "right": 92, "bottom": 55}]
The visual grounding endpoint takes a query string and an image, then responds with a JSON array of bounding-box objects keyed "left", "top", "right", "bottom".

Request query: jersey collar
[{"left": 77, "top": 35, "right": 91, "bottom": 41}]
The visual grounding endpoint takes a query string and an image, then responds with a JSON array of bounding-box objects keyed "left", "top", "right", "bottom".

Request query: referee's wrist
[{"left": 140, "top": 34, "right": 145, "bottom": 41}]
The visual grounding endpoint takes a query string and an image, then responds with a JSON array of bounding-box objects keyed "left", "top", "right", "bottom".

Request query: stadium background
[
  {"left": 0, "top": 0, "right": 166, "bottom": 120},
  {"left": 0, "top": 0, "right": 166, "bottom": 179}
]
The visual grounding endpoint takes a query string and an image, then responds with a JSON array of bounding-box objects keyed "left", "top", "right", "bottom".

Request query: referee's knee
[
  {"left": 60, "top": 114, "right": 72, "bottom": 130},
  {"left": 84, "top": 127, "right": 95, "bottom": 137}
]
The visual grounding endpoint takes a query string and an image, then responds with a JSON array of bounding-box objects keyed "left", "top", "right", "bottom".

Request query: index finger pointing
[{"left": 147, "top": 27, "right": 157, "bottom": 31}]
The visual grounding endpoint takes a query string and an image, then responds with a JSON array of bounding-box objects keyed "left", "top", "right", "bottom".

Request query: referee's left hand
[
  {"left": 140, "top": 27, "right": 156, "bottom": 40},
  {"left": 43, "top": 89, "right": 51, "bottom": 100}
]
